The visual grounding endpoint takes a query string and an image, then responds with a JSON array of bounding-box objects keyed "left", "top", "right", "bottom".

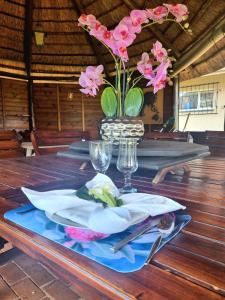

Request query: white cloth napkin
[{"left": 21, "top": 173, "right": 185, "bottom": 234}]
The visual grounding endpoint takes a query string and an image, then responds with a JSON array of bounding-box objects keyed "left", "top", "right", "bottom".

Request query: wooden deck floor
[{"left": 0, "top": 155, "right": 224, "bottom": 299}]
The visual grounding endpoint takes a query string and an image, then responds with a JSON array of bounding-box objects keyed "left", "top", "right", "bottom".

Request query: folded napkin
[{"left": 22, "top": 173, "right": 185, "bottom": 234}]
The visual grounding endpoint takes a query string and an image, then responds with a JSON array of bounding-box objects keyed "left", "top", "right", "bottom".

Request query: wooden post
[
  {"left": 24, "top": 0, "right": 34, "bottom": 131},
  {"left": 27, "top": 79, "right": 35, "bottom": 130},
  {"left": 173, "top": 76, "right": 180, "bottom": 131},
  {"left": 81, "top": 94, "right": 85, "bottom": 131},
  {"left": 0, "top": 79, "right": 5, "bottom": 129},
  {"left": 56, "top": 84, "right": 61, "bottom": 131}
]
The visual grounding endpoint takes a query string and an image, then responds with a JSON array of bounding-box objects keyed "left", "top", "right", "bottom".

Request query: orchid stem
[
  {"left": 103, "top": 79, "right": 116, "bottom": 91},
  {"left": 82, "top": 26, "right": 118, "bottom": 65},
  {"left": 122, "top": 60, "right": 126, "bottom": 115},
  {"left": 142, "top": 18, "right": 189, "bottom": 34},
  {"left": 130, "top": 75, "right": 144, "bottom": 90},
  {"left": 117, "top": 60, "right": 122, "bottom": 117}
]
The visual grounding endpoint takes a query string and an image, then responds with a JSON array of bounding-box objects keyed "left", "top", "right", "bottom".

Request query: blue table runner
[{"left": 4, "top": 205, "right": 191, "bottom": 273}]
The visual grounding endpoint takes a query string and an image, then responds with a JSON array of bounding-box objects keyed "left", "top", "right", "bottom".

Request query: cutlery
[
  {"left": 144, "top": 213, "right": 175, "bottom": 265},
  {"left": 111, "top": 214, "right": 171, "bottom": 253}
]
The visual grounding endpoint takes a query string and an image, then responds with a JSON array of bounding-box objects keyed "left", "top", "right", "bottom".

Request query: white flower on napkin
[{"left": 86, "top": 173, "right": 120, "bottom": 198}]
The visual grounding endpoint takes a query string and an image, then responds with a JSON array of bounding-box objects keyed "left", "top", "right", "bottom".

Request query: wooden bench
[
  {"left": 0, "top": 129, "right": 24, "bottom": 158},
  {"left": 144, "top": 131, "right": 189, "bottom": 142},
  {"left": 30, "top": 130, "right": 90, "bottom": 156},
  {"left": 191, "top": 131, "right": 225, "bottom": 157}
]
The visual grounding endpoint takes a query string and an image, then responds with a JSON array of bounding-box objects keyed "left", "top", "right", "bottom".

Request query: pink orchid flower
[
  {"left": 151, "top": 41, "right": 168, "bottom": 62},
  {"left": 147, "top": 60, "right": 170, "bottom": 93},
  {"left": 101, "top": 30, "right": 117, "bottom": 50},
  {"left": 90, "top": 24, "right": 107, "bottom": 40},
  {"left": 146, "top": 6, "right": 168, "bottom": 22},
  {"left": 65, "top": 227, "right": 108, "bottom": 242},
  {"left": 130, "top": 10, "right": 148, "bottom": 26},
  {"left": 137, "top": 52, "right": 153, "bottom": 79},
  {"left": 120, "top": 16, "right": 137, "bottom": 34},
  {"left": 111, "top": 41, "right": 129, "bottom": 62},
  {"left": 113, "top": 23, "right": 136, "bottom": 47},
  {"left": 117, "top": 45, "right": 129, "bottom": 62},
  {"left": 79, "top": 65, "right": 104, "bottom": 97},
  {"left": 78, "top": 14, "right": 98, "bottom": 28},
  {"left": 164, "top": 4, "right": 189, "bottom": 22},
  {"left": 129, "top": 10, "right": 149, "bottom": 33}
]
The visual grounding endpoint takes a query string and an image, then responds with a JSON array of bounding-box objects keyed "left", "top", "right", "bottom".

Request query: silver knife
[
  {"left": 144, "top": 234, "right": 163, "bottom": 265},
  {"left": 110, "top": 220, "right": 158, "bottom": 253}
]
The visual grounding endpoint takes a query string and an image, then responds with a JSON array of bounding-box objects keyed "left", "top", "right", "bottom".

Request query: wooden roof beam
[
  {"left": 70, "top": 0, "right": 110, "bottom": 79},
  {"left": 122, "top": 0, "right": 181, "bottom": 58},
  {"left": 173, "top": 17, "right": 225, "bottom": 76},
  {"left": 172, "top": 0, "right": 214, "bottom": 44}
]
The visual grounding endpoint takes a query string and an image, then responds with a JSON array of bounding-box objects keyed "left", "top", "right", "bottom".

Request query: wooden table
[{"left": 0, "top": 155, "right": 224, "bottom": 299}]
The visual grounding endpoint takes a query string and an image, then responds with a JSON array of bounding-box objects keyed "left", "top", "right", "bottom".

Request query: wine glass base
[{"left": 119, "top": 187, "right": 137, "bottom": 194}]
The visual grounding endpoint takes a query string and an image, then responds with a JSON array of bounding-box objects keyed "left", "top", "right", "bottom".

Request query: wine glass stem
[{"left": 124, "top": 173, "right": 132, "bottom": 189}]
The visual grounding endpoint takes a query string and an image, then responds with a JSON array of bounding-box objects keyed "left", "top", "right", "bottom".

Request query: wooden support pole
[
  {"left": 173, "top": 76, "right": 179, "bottom": 131},
  {"left": 0, "top": 79, "right": 6, "bottom": 129},
  {"left": 81, "top": 94, "right": 85, "bottom": 131},
  {"left": 56, "top": 85, "right": 61, "bottom": 131},
  {"left": 24, "top": 0, "right": 34, "bottom": 131},
  {"left": 27, "top": 79, "right": 34, "bottom": 130}
]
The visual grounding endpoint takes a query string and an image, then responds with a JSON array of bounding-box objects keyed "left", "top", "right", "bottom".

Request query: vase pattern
[{"left": 100, "top": 117, "right": 144, "bottom": 143}]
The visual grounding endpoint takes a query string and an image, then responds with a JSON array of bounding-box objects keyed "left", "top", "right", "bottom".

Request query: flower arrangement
[{"left": 78, "top": 4, "right": 190, "bottom": 118}]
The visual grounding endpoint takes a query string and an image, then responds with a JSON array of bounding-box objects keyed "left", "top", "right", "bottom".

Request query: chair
[
  {"left": 30, "top": 130, "right": 90, "bottom": 156},
  {"left": 0, "top": 130, "right": 24, "bottom": 158},
  {"left": 144, "top": 131, "right": 189, "bottom": 142}
]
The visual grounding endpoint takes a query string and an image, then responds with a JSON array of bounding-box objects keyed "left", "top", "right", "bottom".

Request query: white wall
[{"left": 179, "top": 73, "right": 225, "bottom": 132}]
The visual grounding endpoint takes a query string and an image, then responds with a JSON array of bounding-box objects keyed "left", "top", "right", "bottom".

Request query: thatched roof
[{"left": 0, "top": 0, "right": 225, "bottom": 81}]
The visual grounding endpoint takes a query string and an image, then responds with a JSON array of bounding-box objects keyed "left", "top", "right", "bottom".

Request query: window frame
[{"left": 179, "top": 82, "right": 219, "bottom": 115}]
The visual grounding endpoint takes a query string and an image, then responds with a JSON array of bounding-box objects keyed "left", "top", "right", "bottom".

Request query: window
[{"left": 179, "top": 82, "right": 218, "bottom": 115}]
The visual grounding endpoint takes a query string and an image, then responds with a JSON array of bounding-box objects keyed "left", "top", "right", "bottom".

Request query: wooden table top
[{"left": 0, "top": 155, "right": 224, "bottom": 300}]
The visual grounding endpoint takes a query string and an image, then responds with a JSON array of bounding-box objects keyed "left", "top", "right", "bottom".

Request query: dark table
[
  {"left": 59, "top": 140, "right": 210, "bottom": 184},
  {"left": 0, "top": 155, "right": 224, "bottom": 299}
]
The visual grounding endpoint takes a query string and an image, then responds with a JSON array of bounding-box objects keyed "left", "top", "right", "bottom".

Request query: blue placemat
[{"left": 4, "top": 204, "right": 191, "bottom": 273}]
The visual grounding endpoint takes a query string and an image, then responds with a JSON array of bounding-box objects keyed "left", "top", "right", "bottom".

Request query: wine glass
[
  {"left": 89, "top": 140, "right": 113, "bottom": 174},
  {"left": 117, "top": 138, "right": 138, "bottom": 193}
]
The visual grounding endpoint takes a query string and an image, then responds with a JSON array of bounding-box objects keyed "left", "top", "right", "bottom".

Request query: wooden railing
[{"left": 31, "top": 130, "right": 90, "bottom": 155}]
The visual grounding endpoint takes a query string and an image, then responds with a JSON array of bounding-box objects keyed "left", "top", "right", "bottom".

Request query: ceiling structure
[{"left": 0, "top": 0, "right": 225, "bottom": 81}]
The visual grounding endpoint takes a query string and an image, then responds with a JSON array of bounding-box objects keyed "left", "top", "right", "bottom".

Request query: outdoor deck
[{"left": 0, "top": 155, "right": 224, "bottom": 299}]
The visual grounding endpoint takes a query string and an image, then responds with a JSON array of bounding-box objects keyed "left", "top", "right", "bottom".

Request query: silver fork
[
  {"left": 111, "top": 214, "right": 172, "bottom": 253},
  {"left": 144, "top": 213, "right": 175, "bottom": 265}
]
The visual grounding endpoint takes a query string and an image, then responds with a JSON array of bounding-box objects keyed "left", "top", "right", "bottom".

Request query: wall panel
[
  {"left": 0, "top": 78, "right": 29, "bottom": 130},
  {"left": 33, "top": 84, "right": 58, "bottom": 130},
  {"left": 33, "top": 83, "right": 103, "bottom": 131}
]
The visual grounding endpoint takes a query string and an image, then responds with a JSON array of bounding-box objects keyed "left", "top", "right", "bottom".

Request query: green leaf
[
  {"left": 101, "top": 87, "right": 117, "bottom": 117},
  {"left": 124, "top": 87, "right": 144, "bottom": 117},
  {"left": 76, "top": 185, "right": 123, "bottom": 207},
  {"left": 75, "top": 186, "right": 94, "bottom": 201}
]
